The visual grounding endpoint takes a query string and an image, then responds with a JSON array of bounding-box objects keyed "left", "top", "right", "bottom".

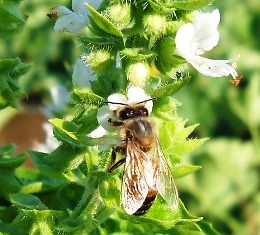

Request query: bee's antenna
[
  {"left": 104, "top": 101, "right": 127, "bottom": 106},
  {"left": 136, "top": 98, "right": 156, "bottom": 104}
]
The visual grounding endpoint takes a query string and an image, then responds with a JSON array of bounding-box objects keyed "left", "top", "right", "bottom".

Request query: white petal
[
  {"left": 54, "top": 14, "right": 86, "bottom": 32},
  {"left": 88, "top": 125, "right": 107, "bottom": 138},
  {"left": 72, "top": 58, "right": 95, "bottom": 87},
  {"left": 72, "top": 0, "right": 102, "bottom": 17},
  {"left": 175, "top": 23, "right": 196, "bottom": 57},
  {"left": 72, "top": 0, "right": 88, "bottom": 16},
  {"left": 97, "top": 135, "right": 118, "bottom": 151},
  {"left": 175, "top": 9, "right": 220, "bottom": 57},
  {"left": 186, "top": 54, "right": 238, "bottom": 78},
  {"left": 107, "top": 94, "right": 128, "bottom": 110},
  {"left": 97, "top": 106, "right": 117, "bottom": 131},
  {"left": 127, "top": 86, "right": 153, "bottom": 114},
  {"left": 192, "top": 9, "right": 220, "bottom": 54},
  {"left": 127, "top": 86, "right": 151, "bottom": 104},
  {"left": 54, "top": 6, "right": 73, "bottom": 15}
]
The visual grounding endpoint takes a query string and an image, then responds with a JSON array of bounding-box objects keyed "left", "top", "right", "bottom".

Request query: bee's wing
[
  {"left": 121, "top": 138, "right": 149, "bottom": 215},
  {"left": 156, "top": 139, "right": 179, "bottom": 210}
]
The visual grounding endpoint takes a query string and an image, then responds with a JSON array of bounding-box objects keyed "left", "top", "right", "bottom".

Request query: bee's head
[
  {"left": 118, "top": 105, "right": 149, "bottom": 120},
  {"left": 104, "top": 98, "right": 155, "bottom": 120}
]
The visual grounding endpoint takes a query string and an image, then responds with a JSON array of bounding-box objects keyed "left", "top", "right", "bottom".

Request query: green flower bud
[
  {"left": 105, "top": 3, "right": 131, "bottom": 30},
  {"left": 143, "top": 13, "right": 167, "bottom": 38},
  {"left": 127, "top": 62, "right": 150, "bottom": 87},
  {"left": 82, "top": 50, "right": 114, "bottom": 73}
]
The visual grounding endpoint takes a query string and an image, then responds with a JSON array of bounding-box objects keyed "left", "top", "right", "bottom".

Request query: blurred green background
[{"left": 0, "top": 0, "right": 260, "bottom": 234}]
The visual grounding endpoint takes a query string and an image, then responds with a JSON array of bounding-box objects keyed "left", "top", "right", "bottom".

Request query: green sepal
[
  {"left": 79, "top": 35, "right": 116, "bottom": 46},
  {"left": 85, "top": 3, "right": 123, "bottom": 37},
  {"left": 147, "top": 0, "right": 176, "bottom": 13},
  {"left": 120, "top": 48, "right": 157, "bottom": 61}
]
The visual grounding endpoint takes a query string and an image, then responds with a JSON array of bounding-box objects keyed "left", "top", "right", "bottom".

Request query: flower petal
[
  {"left": 107, "top": 94, "right": 128, "bottom": 110},
  {"left": 72, "top": 58, "right": 95, "bottom": 87},
  {"left": 127, "top": 86, "right": 153, "bottom": 114},
  {"left": 97, "top": 106, "right": 117, "bottom": 131},
  {"left": 192, "top": 9, "right": 220, "bottom": 54},
  {"left": 175, "top": 23, "right": 196, "bottom": 57},
  {"left": 175, "top": 9, "right": 220, "bottom": 57},
  {"left": 187, "top": 54, "right": 238, "bottom": 78},
  {"left": 54, "top": 13, "right": 86, "bottom": 32},
  {"left": 88, "top": 125, "right": 107, "bottom": 138}
]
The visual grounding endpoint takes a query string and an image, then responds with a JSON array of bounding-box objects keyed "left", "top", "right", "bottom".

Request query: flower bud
[
  {"left": 143, "top": 13, "right": 167, "bottom": 38},
  {"left": 105, "top": 4, "right": 131, "bottom": 29},
  {"left": 126, "top": 62, "right": 150, "bottom": 87},
  {"left": 82, "top": 50, "right": 114, "bottom": 73}
]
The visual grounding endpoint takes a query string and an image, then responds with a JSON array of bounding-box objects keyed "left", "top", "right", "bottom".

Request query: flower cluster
[{"left": 51, "top": 1, "right": 240, "bottom": 88}]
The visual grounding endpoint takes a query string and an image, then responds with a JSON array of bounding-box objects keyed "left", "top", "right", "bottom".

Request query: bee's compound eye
[
  {"left": 138, "top": 108, "right": 148, "bottom": 117},
  {"left": 119, "top": 108, "right": 134, "bottom": 120}
]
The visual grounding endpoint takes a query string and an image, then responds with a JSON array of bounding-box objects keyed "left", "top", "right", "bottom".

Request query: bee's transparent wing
[
  {"left": 121, "top": 139, "right": 149, "bottom": 215},
  {"left": 156, "top": 139, "right": 179, "bottom": 210}
]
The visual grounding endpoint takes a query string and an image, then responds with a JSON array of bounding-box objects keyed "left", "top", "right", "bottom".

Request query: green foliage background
[{"left": 0, "top": 0, "right": 259, "bottom": 234}]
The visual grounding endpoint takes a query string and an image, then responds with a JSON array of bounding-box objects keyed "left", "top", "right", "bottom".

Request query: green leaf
[
  {"left": 0, "top": 152, "right": 27, "bottom": 169},
  {"left": 118, "top": 200, "right": 202, "bottom": 230},
  {"left": 151, "top": 76, "right": 191, "bottom": 98},
  {"left": 155, "top": 37, "right": 186, "bottom": 75},
  {"left": 196, "top": 220, "right": 221, "bottom": 235},
  {"left": 10, "top": 193, "right": 47, "bottom": 210},
  {"left": 45, "top": 144, "right": 87, "bottom": 172},
  {"left": 71, "top": 87, "right": 104, "bottom": 106},
  {"left": 0, "top": 143, "right": 16, "bottom": 156},
  {"left": 85, "top": 3, "right": 123, "bottom": 37},
  {"left": 0, "top": 58, "right": 31, "bottom": 109},
  {"left": 75, "top": 107, "right": 99, "bottom": 135},
  {"left": 50, "top": 118, "right": 78, "bottom": 143},
  {"left": 0, "top": 169, "right": 21, "bottom": 199},
  {"left": 172, "top": 0, "right": 215, "bottom": 11},
  {"left": 153, "top": 97, "right": 181, "bottom": 120},
  {"left": 173, "top": 165, "right": 202, "bottom": 179},
  {"left": 0, "top": 1, "right": 25, "bottom": 37}
]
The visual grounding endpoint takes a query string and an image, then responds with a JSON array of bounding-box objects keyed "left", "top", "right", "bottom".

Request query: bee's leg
[
  {"left": 108, "top": 146, "right": 126, "bottom": 173},
  {"left": 108, "top": 118, "right": 124, "bottom": 126}
]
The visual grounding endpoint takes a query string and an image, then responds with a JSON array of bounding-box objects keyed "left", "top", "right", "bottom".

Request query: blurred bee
[{"left": 107, "top": 100, "right": 178, "bottom": 215}]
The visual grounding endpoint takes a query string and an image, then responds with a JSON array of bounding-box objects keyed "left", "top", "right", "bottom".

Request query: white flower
[
  {"left": 106, "top": 86, "right": 153, "bottom": 113},
  {"left": 44, "top": 85, "right": 70, "bottom": 118},
  {"left": 53, "top": 0, "right": 101, "bottom": 33},
  {"left": 35, "top": 123, "right": 59, "bottom": 153},
  {"left": 72, "top": 58, "right": 96, "bottom": 87},
  {"left": 175, "top": 9, "right": 239, "bottom": 79}
]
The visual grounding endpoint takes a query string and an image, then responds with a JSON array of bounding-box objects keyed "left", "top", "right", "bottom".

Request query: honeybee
[{"left": 107, "top": 100, "right": 179, "bottom": 215}]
